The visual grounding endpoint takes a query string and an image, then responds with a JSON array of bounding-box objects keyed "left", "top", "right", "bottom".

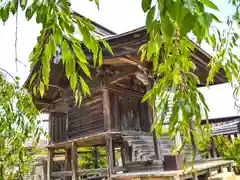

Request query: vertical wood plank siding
[
  {"left": 51, "top": 113, "right": 67, "bottom": 143},
  {"left": 109, "top": 92, "right": 151, "bottom": 132}
]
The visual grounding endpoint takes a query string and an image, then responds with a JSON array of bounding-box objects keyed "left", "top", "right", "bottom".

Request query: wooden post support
[
  {"left": 193, "top": 173, "right": 198, "bottom": 180},
  {"left": 94, "top": 147, "right": 99, "bottom": 169},
  {"left": 148, "top": 104, "right": 162, "bottom": 161},
  {"left": 208, "top": 149, "right": 212, "bottom": 159},
  {"left": 121, "top": 146, "right": 125, "bottom": 166},
  {"left": 102, "top": 84, "right": 111, "bottom": 132},
  {"left": 107, "top": 135, "right": 114, "bottom": 180},
  {"left": 229, "top": 163, "right": 234, "bottom": 172},
  {"left": 211, "top": 138, "right": 217, "bottom": 158},
  {"left": 64, "top": 148, "right": 71, "bottom": 180},
  {"left": 48, "top": 115, "right": 52, "bottom": 145},
  {"left": 71, "top": 142, "right": 78, "bottom": 180},
  {"left": 102, "top": 79, "right": 114, "bottom": 179},
  {"left": 47, "top": 148, "right": 53, "bottom": 180}
]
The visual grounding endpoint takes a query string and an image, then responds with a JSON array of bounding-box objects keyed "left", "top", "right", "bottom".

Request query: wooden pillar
[
  {"left": 47, "top": 148, "right": 53, "bottom": 180},
  {"left": 106, "top": 135, "right": 114, "bottom": 179},
  {"left": 113, "top": 147, "right": 116, "bottom": 167},
  {"left": 64, "top": 148, "right": 71, "bottom": 180},
  {"left": 102, "top": 80, "right": 114, "bottom": 179},
  {"left": 121, "top": 146, "right": 125, "bottom": 166},
  {"left": 208, "top": 149, "right": 212, "bottom": 159},
  {"left": 94, "top": 147, "right": 99, "bottom": 169},
  {"left": 71, "top": 142, "right": 78, "bottom": 180},
  {"left": 48, "top": 115, "right": 52, "bottom": 145},
  {"left": 148, "top": 104, "right": 162, "bottom": 161},
  {"left": 211, "top": 138, "right": 217, "bottom": 158},
  {"left": 123, "top": 142, "right": 132, "bottom": 163},
  {"left": 193, "top": 173, "right": 198, "bottom": 180}
]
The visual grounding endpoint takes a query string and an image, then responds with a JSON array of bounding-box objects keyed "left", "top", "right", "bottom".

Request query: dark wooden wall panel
[
  {"left": 139, "top": 103, "right": 151, "bottom": 132},
  {"left": 67, "top": 94, "right": 104, "bottom": 139},
  {"left": 110, "top": 92, "right": 151, "bottom": 132},
  {"left": 51, "top": 113, "right": 67, "bottom": 143}
]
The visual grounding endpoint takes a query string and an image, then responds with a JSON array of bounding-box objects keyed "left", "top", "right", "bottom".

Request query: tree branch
[
  {"left": 15, "top": 8, "right": 18, "bottom": 72},
  {"left": 0, "top": 0, "right": 10, "bottom": 8},
  {"left": 0, "top": 68, "right": 17, "bottom": 83}
]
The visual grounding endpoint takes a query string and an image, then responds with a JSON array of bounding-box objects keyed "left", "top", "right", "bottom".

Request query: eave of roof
[
  {"left": 201, "top": 115, "right": 240, "bottom": 124},
  {"left": 23, "top": 26, "right": 227, "bottom": 89}
]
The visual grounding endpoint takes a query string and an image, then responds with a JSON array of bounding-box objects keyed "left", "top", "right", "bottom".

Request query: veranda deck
[{"left": 112, "top": 159, "right": 234, "bottom": 180}]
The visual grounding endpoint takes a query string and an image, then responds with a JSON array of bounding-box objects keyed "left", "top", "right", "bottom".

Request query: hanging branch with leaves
[{"left": 0, "top": 70, "right": 43, "bottom": 179}]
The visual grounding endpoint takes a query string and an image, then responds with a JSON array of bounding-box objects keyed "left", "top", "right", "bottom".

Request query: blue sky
[{"left": 0, "top": 0, "right": 238, "bottom": 119}]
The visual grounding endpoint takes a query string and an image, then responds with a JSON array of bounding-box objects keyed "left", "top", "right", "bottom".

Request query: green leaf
[
  {"left": 185, "top": 0, "right": 195, "bottom": 14},
  {"left": 80, "top": 76, "right": 90, "bottom": 96},
  {"left": 39, "top": 81, "right": 44, "bottom": 97},
  {"left": 180, "top": 13, "right": 196, "bottom": 36},
  {"left": 42, "top": 64, "right": 50, "bottom": 85},
  {"left": 98, "top": 50, "right": 103, "bottom": 67},
  {"left": 152, "top": 54, "right": 159, "bottom": 72},
  {"left": 163, "top": 13, "right": 175, "bottom": 40},
  {"left": 28, "top": 73, "right": 37, "bottom": 88},
  {"left": 94, "top": 0, "right": 99, "bottom": 9},
  {"left": 36, "top": 5, "right": 46, "bottom": 24},
  {"left": 73, "top": 44, "right": 87, "bottom": 63},
  {"left": 142, "top": 0, "right": 152, "bottom": 12},
  {"left": 61, "top": 39, "right": 71, "bottom": 65},
  {"left": 49, "top": 35, "right": 56, "bottom": 55},
  {"left": 1, "top": 2, "right": 10, "bottom": 22},
  {"left": 10, "top": 0, "right": 18, "bottom": 15},
  {"left": 77, "top": 61, "right": 91, "bottom": 79},
  {"left": 66, "top": 56, "right": 75, "bottom": 78},
  {"left": 54, "top": 28, "right": 62, "bottom": 45},
  {"left": 211, "top": 34, "right": 216, "bottom": 49},
  {"left": 200, "top": 0, "right": 219, "bottom": 10},
  {"left": 197, "top": 91, "right": 209, "bottom": 111},
  {"left": 25, "top": 6, "right": 34, "bottom": 20},
  {"left": 209, "top": 13, "right": 221, "bottom": 23},
  {"left": 70, "top": 73, "right": 77, "bottom": 90},
  {"left": 20, "top": 0, "right": 27, "bottom": 10},
  {"left": 80, "top": 26, "right": 91, "bottom": 48},
  {"left": 197, "top": 15, "right": 206, "bottom": 28},
  {"left": 44, "top": 43, "right": 52, "bottom": 62},
  {"left": 140, "top": 49, "right": 146, "bottom": 62},
  {"left": 146, "top": 6, "right": 155, "bottom": 30},
  {"left": 101, "top": 39, "right": 113, "bottom": 55},
  {"left": 142, "top": 89, "right": 152, "bottom": 103}
]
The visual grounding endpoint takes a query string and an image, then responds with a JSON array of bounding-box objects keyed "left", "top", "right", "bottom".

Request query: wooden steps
[{"left": 122, "top": 132, "right": 189, "bottom": 162}]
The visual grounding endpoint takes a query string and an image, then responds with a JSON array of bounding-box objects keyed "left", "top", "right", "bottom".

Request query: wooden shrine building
[{"left": 24, "top": 18, "right": 229, "bottom": 180}]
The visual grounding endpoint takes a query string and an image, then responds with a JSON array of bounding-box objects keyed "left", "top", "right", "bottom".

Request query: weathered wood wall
[
  {"left": 67, "top": 93, "right": 104, "bottom": 139},
  {"left": 109, "top": 91, "right": 151, "bottom": 132},
  {"left": 50, "top": 88, "right": 151, "bottom": 144},
  {"left": 50, "top": 113, "right": 67, "bottom": 143}
]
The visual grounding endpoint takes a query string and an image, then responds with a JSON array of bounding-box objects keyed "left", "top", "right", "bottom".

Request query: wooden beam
[
  {"left": 47, "top": 148, "right": 53, "bottom": 180},
  {"left": 107, "top": 86, "right": 144, "bottom": 99},
  {"left": 71, "top": 142, "right": 78, "bottom": 180},
  {"left": 108, "top": 66, "right": 138, "bottom": 85}
]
